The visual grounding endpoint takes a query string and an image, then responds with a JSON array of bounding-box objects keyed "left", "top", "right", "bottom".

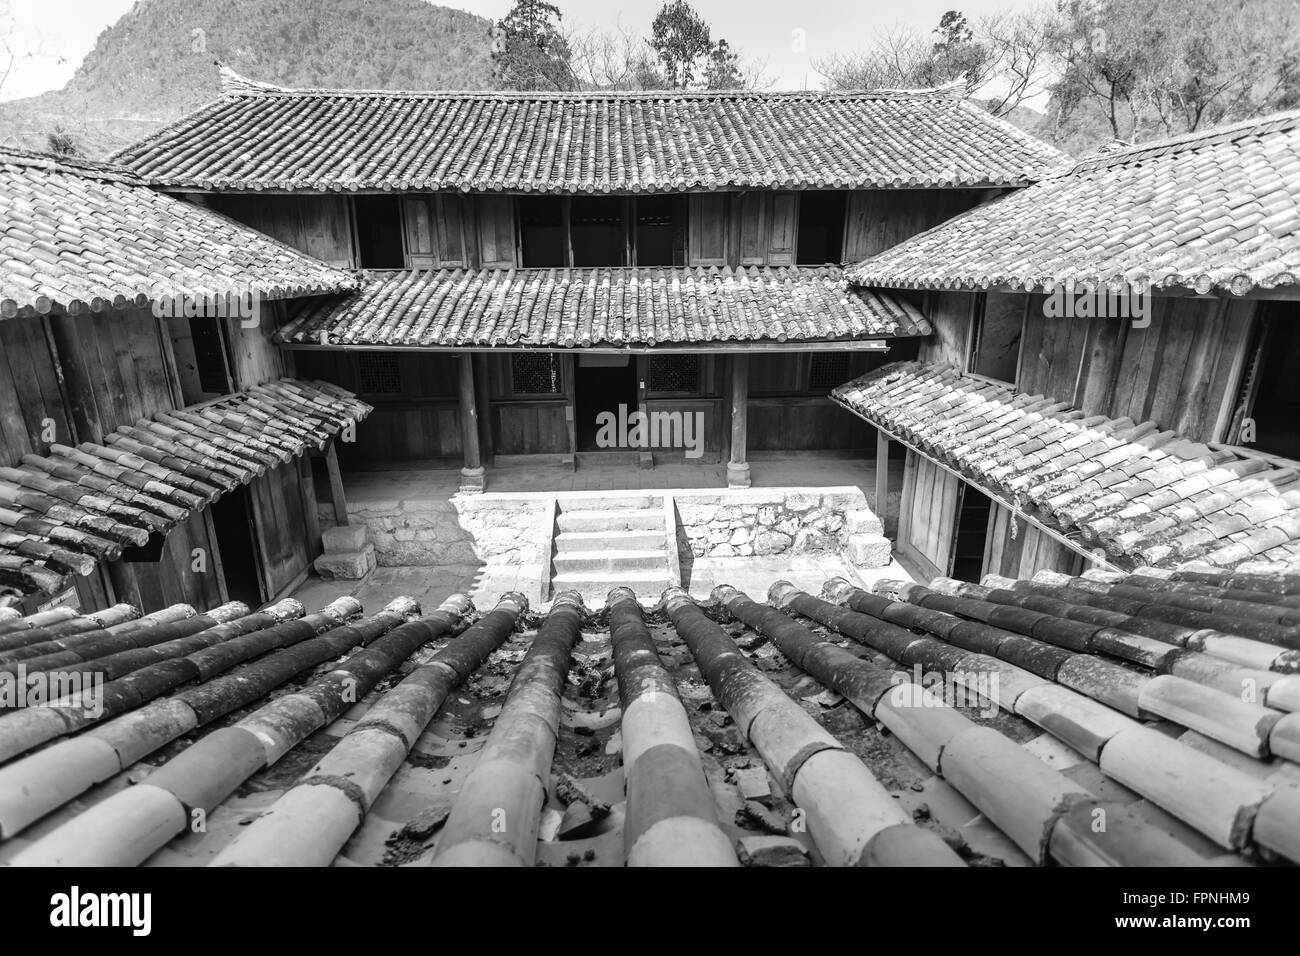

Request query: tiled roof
[
  {"left": 1, "top": 574, "right": 1297, "bottom": 867},
  {"left": 832, "top": 362, "right": 1300, "bottom": 572},
  {"left": 0, "top": 379, "right": 370, "bottom": 599},
  {"left": 0, "top": 148, "right": 358, "bottom": 319},
  {"left": 846, "top": 109, "right": 1300, "bottom": 295},
  {"left": 276, "top": 266, "right": 930, "bottom": 349},
  {"left": 111, "top": 66, "right": 1067, "bottom": 193}
]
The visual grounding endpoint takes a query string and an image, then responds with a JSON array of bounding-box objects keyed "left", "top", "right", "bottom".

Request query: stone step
[
  {"left": 554, "top": 549, "right": 668, "bottom": 575},
  {"left": 555, "top": 529, "right": 665, "bottom": 553},
  {"left": 551, "top": 570, "right": 674, "bottom": 605},
  {"left": 556, "top": 508, "right": 664, "bottom": 533},
  {"left": 557, "top": 495, "right": 658, "bottom": 511}
]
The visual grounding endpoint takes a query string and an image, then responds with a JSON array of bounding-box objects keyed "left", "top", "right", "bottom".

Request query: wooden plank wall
[
  {"left": 982, "top": 503, "right": 1083, "bottom": 580},
  {"left": 203, "top": 194, "right": 356, "bottom": 268},
  {"left": 843, "top": 189, "right": 990, "bottom": 262},
  {"left": 294, "top": 350, "right": 463, "bottom": 463},
  {"left": 0, "top": 315, "right": 74, "bottom": 465},
  {"left": 923, "top": 291, "right": 1258, "bottom": 443},
  {"left": 897, "top": 451, "right": 961, "bottom": 579}
]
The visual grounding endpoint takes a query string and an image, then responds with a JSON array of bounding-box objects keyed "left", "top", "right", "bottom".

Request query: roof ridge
[
  {"left": 0, "top": 146, "right": 142, "bottom": 183},
  {"left": 1066, "top": 107, "right": 1300, "bottom": 175},
  {"left": 212, "top": 61, "right": 968, "bottom": 102}
]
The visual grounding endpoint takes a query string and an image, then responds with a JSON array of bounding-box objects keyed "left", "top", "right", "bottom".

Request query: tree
[
  {"left": 46, "top": 125, "right": 78, "bottom": 156},
  {"left": 703, "top": 38, "right": 743, "bottom": 90},
  {"left": 649, "top": 0, "right": 713, "bottom": 89},
  {"left": 491, "top": 0, "right": 575, "bottom": 91}
]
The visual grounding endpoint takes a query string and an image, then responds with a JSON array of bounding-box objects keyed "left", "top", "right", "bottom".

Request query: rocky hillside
[{"left": 0, "top": 0, "right": 497, "bottom": 157}]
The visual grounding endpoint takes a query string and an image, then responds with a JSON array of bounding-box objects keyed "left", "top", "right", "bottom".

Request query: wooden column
[
  {"left": 458, "top": 353, "right": 485, "bottom": 493},
  {"left": 875, "top": 428, "right": 890, "bottom": 533},
  {"left": 473, "top": 353, "right": 494, "bottom": 467},
  {"left": 324, "top": 440, "right": 350, "bottom": 526},
  {"left": 727, "top": 353, "right": 751, "bottom": 488}
]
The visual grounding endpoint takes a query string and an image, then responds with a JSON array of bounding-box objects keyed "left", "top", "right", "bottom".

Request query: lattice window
[
  {"left": 511, "top": 353, "right": 562, "bottom": 395},
  {"left": 358, "top": 353, "right": 402, "bottom": 394},
  {"left": 647, "top": 355, "right": 701, "bottom": 394},
  {"left": 808, "top": 352, "right": 851, "bottom": 391}
]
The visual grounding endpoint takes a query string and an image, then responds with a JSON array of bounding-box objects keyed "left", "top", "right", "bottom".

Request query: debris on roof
[{"left": 1, "top": 570, "right": 1296, "bottom": 867}]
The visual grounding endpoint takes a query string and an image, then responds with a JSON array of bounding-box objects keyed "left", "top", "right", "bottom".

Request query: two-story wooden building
[
  {"left": 834, "top": 110, "right": 1300, "bottom": 580},
  {"left": 0, "top": 147, "right": 368, "bottom": 613},
  {"left": 114, "top": 66, "right": 1065, "bottom": 491}
]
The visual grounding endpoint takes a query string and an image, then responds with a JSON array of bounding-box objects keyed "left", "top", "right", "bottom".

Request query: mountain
[{"left": 0, "top": 0, "right": 497, "bottom": 158}]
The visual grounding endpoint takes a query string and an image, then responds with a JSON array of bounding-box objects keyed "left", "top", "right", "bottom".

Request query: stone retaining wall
[{"left": 673, "top": 487, "right": 890, "bottom": 567}]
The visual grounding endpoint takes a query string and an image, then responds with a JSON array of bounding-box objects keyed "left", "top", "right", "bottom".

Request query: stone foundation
[{"left": 673, "top": 487, "right": 889, "bottom": 567}]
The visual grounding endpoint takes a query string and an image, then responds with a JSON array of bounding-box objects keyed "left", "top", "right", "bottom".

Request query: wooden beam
[
  {"left": 874, "top": 428, "right": 890, "bottom": 525},
  {"left": 727, "top": 354, "right": 751, "bottom": 488},
  {"left": 324, "top": 440, "right": 350, "bottom": 525},
  {"left": 457, "top": 352, "right": 485, "bottom": 493}
]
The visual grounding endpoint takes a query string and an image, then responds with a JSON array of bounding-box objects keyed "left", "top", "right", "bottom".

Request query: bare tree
[{"left": 566, "top": 18, "right": 771, "bottom": 91}]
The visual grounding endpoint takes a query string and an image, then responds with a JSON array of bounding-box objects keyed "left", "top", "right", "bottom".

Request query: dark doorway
[
  {"left": 571, "top": 196, "right": 627, "bottom": 266},
  {"left": 1238, "top": 302, "right": 1300, "bottom": 460},
  {"left": 796, "top": 190, "right": 847, "bottom": 264},
  {"left": 951, "top": 484, "right": 992, "bottom": 583},
  {"left": 354, "top": 195, "right": 405, "bottom": 269},
  {"left": 520, "top": 197, "right": 567, "bottom": 267},
  {"left": 575, "top": 355, "right": 638, "bottom": 452},
  {"left": 209, "top": 487, "right": 265, "bottom": 608}
]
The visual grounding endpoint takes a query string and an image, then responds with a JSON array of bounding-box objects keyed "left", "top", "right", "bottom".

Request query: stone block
[
  {"left": 752, "top": 531, "right": 792, "bottom": 556},
  {"left": 845, "top": 533, "right": 892, "bottom": 568},
  {"left": 314, "top": 544, "right": 376, "bottom": 580},
  {"left": 736, "top": 835, "right": 810, "bottom": 867},
  {"left": 321, "top": 523, "right": 370, "bottom": 554},
  {"left": 846, "top": 508, "right": 884, "bottom": 536}
]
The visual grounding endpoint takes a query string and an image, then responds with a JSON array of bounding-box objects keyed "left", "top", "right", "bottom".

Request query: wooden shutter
[
  {"left": 476, "top": 196, "right": 516, "bottom": 268},
  {"left": 738, "top": 192, "right": 767, "bottom": 266},
  {"left": 688, "top": 193, "right": 728, "bottom": 266},
  {"left": 433, "top": 194, "right": 466, "bottom": 267},
  {"left": 403, "top": 197, "right": 435, "bottom": 269},
  {"left": 768, "top": 193, "right": 798, "bottom": 266}
]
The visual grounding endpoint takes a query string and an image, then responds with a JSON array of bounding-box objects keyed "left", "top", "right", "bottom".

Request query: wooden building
[
  {"left": 0, "top": 148, "right": 367, "bottom": 613},
  {"left": 114, "top": 68, "right": 1066, "bottom": 490},
  {"left": 834, "top": 110, "right": 1300, "bottom": 579}
]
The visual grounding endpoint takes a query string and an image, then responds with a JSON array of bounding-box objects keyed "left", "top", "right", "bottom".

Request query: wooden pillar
[
  {"left": 324, "top": 440, "right": 349, "bottom": 526},
  {"left": 727, "top": 353, "right": 751, "bottom": 488},
  {"left": 458, "top": 353, "right": 485, "bottom": 493},
  {"left": 473, "top": 353, "right": 494, "bottom": 467},
  {"left": 875, "top": 428, "right": 890, "bottom": 531}
]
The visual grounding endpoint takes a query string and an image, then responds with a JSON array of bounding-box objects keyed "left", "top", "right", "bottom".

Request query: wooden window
[
  {"left": 968, "top": 292, "right": 1024, "bottom": 384},
  {"left": 403, "top": 197, "right": 435, "bottom": 269},
  {"left": 635, "top": 195, "right": 677, "bottom": 266},
  {"left": 767, "top": 193, "right": 798, "bottom": 266},
  {"left": 353, "top": 195, "right": 405, "bottom": 269},
  {"left": 688, "top": 193, "right": 728, "bottom": 265},
  {"left": 477, "top": 196, "right": 516, "bottom": 268},
  {"left": 647, "top": 355, "right": 702, "bottom": 395},
  {"left": 795, "top": 191, "right": 846, "bottom": 265},
  {"left": 189, "top": 317, "right": 233, "bottom": 394},
  {"left": 357, "top": 353, "right": 402, "bottom": 395},
  {"left": 807, "top": 352, "right": 851, "bottom": 391},
  {"left": 738, "top": 192, "right": 767, "bottom": 266},
  {"left": 510, "top": 352, "right": 563, "bottom": 396},
  {"left": 1226, "top": 302, "right": 1300, "bottom": 460},
  {"left": 519, "top": 197, "right": 567, "bottom": 268}
]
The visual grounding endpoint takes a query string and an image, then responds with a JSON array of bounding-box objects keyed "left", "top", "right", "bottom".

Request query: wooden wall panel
[
  {"left": 642, "top": 398, "right": 723, "bottom": 460},
  {"left": 919, "top": 291, "right": 973, "bottom": 367},
  {"left": 842, "top": 189, "right": 990, "bottom": 262},
  {"left": 477, "top": 196, "right": 516, "bottom": 267},
  {"left": 898, "top": 452, "right": 961, "bottom": 579},
  {"left": 747, "top": 397, "right": 865, "bottom": 450},
  {"left": 494, "top": 402, "right": 568, "bottom": 455},
  {"left": 689, "top": 194, "right": 728, "bottom": 265},
  {"left": 248, "top": 464, "right": 312, "bottom": 599},
  {"left": 108, "top": 512, "right": 224, "bottom": 614},
  {"left": 982, "top": 503, "right": 1083, "bottom": 580},
  {"left": 205, "top": 194, "right": 354, "bottom": 268},
  {"left": 0, "top": 316, "right": 73, "bottom": 466}
]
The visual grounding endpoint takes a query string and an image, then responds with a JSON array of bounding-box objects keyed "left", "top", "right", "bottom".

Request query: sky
[{"left": 0, "top": 0, "right": 1026, "bottom": 102}]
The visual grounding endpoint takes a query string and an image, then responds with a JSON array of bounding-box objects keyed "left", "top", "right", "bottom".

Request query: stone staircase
[{"left": 549, "top": 495, "right": 673, "bottom": 604}]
